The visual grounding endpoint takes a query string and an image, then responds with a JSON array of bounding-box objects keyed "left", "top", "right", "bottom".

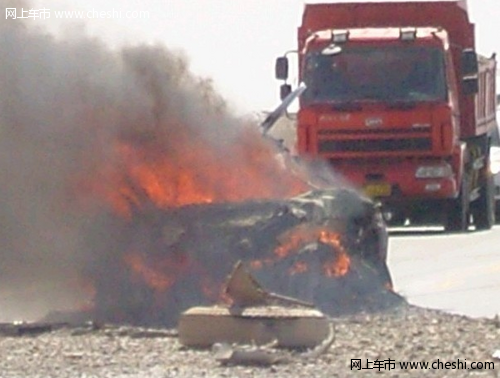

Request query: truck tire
[
  {"left": 471, "top": 174, "right": 495, "bottom": 230},
  {"left": 444, "top": 174, "right": 470, "bottom": 232},
  {"left": 386, "top": 212, "right": 406, "bottom": 227}
]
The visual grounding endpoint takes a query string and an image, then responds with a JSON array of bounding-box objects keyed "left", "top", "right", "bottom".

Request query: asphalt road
[{"left": 388, "top": 224, "right": 500, "bottom": 319}]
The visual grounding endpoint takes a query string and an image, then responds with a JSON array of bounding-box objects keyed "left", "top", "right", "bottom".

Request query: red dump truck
[{"left": 275, "top": 0, "right": 497, "bottom": 231}]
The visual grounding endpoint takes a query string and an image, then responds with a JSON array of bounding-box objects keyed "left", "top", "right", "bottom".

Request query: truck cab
[{"left": 298, "top": 27, "right": 459, "bottom": 198}]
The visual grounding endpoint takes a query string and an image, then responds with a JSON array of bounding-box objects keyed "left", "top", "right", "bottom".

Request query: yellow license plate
[{"left": 363, "top": 183, "right": 392, "bottom": 198}]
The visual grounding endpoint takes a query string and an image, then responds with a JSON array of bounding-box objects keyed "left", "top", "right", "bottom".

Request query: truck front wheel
[
  {"left": 471, "top": 174, "right": 495, "bottom": 230},
  {"left": 444, "top": 174, "right": 470, "bottom": 232}
]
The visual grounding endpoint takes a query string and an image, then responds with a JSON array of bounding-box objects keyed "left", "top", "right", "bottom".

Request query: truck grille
[{"left": 318, "top": 138, "right": 432, "bottom": 153}]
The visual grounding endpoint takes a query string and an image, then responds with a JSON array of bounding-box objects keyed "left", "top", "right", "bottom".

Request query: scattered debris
[
  {"left": 0, "top": 322, "right": 58, "bottom": 337},
  {"left": 491, "top": 314, "right": 500, "bottom": 329},
  {"left": 127, "top": 329, "right": 178, "bottom": 339},
  {"left": 63, "top": 352, "right": 85, "bottom": 360},
  {"left": 179, "top": 262, "right": 331, "bottom": 349},
  {"left": 212, "top": 323, "right": 335, "bottom": 366},
  {"left": 224, "top": 261, "right": 314, "bottom": 308},
  {"left": 69, "top": 321, "right": 104, "bottom": 336},
  {"left": 179, "top": 305, "right": 329, "bottom": 348},
  {"left": 212, "top": 340, "right": 288, "bottom": 366},
  {"left": 300, "top": 322, "right": 335, "bottom": 360},
  {"left": 492, "top": 350, "right": 500, "bottom": 360}
]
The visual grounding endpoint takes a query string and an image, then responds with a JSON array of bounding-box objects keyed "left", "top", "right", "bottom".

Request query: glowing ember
[
  {"left": 289, "top": 261, "right": 309, "bottom": 275},
  {"left": 249, "top": 260, "right": 264, "bottom": 269},
  {"left": 123, "top": 253, "right": 176, "bottom": 292},
  {"left": 123, "top": 251, "right": 198, "bottom": 293},
  {"left": 323, "top": 251, "right": 351, "bottom": 277},
  {"left": 200, "top": 276, "right": 222, "bottom": 301}
]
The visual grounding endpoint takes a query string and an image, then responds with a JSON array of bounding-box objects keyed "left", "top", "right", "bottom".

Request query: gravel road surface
[{"left": 1, "top": 304, "right": 499, "bottom": 378}]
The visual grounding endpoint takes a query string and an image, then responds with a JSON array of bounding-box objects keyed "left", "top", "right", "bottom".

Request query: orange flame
[
  {"left": 271, "top": 224, "right": 351, "bottom": 277},
  {"left": 318, "top": 229, "right": 350, "bottom": 277}
]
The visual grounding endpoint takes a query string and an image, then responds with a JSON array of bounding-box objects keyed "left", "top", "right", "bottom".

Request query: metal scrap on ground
[
  {"left": 179, "top": 262, "right": 332, "bottom": 351},
  {"left": 224, "top": 261, "right": 314, "bottom": 308},
  {"left": 212, "top": 323, "right": 335, "bottom": 366}
]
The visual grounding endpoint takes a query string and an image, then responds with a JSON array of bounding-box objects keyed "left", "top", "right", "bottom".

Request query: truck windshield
[{"left": 302, "top": 45, "right": 447, "bottom": 104}]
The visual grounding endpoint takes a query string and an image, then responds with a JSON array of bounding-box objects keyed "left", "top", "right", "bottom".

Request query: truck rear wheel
[
  {"left": 444, "top": 174, "right": 470, "bottom": 232},
  {"left": 471, "top": 174, "right": 495, "bottom": 230}
]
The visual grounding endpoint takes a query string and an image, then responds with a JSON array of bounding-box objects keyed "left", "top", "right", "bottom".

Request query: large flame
[{"left": 83, "top": 127, "right": 309, "bottom": 218}]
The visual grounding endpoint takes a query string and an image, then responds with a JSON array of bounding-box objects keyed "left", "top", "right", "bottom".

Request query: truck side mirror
[
  {"left": 280, "top": 84, "right": 292, "bottom": 100},
  {"left": 462, "top": 49, "right": 478, "bottom": 76},
  {"left": 275, "top": 57, "right": 289, "bottom": 80},
  {"left": 463, "top": 77, "right": 479, "bottom": 95}
]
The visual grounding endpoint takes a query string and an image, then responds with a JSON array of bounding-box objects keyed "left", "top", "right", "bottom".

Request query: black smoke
[{"left": 0, "top": 1, "right": 302, "bottom": 320}]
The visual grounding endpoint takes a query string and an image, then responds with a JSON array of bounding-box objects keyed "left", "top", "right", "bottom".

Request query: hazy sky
[{"left": 26, "top": 0, "right": 500, "bottom": 114}]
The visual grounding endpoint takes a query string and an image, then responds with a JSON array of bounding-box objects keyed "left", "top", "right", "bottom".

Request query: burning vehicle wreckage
[
  {"left": 0, "top": 67, "right": 406, "bottom": 368},
  {"left": 65, "top": 85, "right": 402, "bottom": 336}
]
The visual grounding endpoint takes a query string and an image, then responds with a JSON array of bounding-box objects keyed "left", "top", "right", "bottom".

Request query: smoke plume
[{"left": 0, "top": 1, "right": 307, "bottom": 320}]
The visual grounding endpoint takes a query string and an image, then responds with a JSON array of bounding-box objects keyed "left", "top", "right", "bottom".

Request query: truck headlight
[
  {"left": 415, "top": 164, "right": 453, "bottom": 179},
  {"left": 491, "top": 158, "right": 500, "bottom": 175},
  {"left": 491, "top": 162, "right": 500, "bottom": 175}
]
